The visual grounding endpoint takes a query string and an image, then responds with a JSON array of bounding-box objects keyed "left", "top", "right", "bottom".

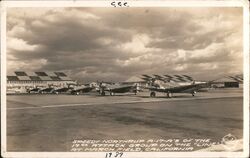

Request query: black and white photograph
[{"left": 1, "top": 0, "right": 249, "bottom": 158}]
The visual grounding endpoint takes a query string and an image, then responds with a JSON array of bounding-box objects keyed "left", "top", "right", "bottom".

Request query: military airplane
[
  {"left": 26, "top": 84, "right": 57, "bottom": 94},
  {"left": 39, "top": 85, "right": 55, "bottom": 94},
  {"left": 142, "top": 74, "right": 196, "bottom": 86},
  {"left": 146, "top": 79, "right": 211, "bottom": 98},
  {"left": 51, "top": 83, "right": 76, "bottom": 94},
  {"left": 99, "top": 82, "right": 140, "bottom": 96},
  {"left": 27, "top": 86, "right": 42, "bottom": 93},
  {"left": 70, "top": 82, "right": 98, "bottom": 95}
]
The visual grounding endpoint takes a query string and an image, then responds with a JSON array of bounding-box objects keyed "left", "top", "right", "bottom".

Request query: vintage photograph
[{"left": 1, "top": 1, "right": 249, "bottom": 158}]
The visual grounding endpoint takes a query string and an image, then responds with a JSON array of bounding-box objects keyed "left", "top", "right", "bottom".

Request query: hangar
[
  {"left": 7, "top": 71, "right": 76, "bottom": 94},
  {"left": 212, "top": 75, "right": 243, "bottom": 88}
]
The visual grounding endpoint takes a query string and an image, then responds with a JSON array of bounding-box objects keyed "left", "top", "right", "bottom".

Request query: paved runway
[{"left": 6, "top": 88, "right": 243, "bottom": 151}]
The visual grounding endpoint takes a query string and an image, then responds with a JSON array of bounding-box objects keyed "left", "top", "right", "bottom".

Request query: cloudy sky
[{"left": 7, "top": 7, "right": 243, "bottom": 82}]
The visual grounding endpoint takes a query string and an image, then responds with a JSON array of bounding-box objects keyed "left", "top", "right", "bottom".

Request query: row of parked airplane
[
  {"left": 27, "top": 82, "right": 140, "bottom": 95},
  {"left": 26, "top": 74, "right": 212, "bottom": 98}
]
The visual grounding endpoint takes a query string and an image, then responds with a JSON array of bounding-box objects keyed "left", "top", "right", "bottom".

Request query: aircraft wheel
[
  {"left": 167, "top": 92, "right": 172, "bottom": 98},
  {"left": 192, "top": 91, "right": 196, "bottom": 96},
  {"left": 150, "top": 91, "right": 156, "bottom": 97},
  {"left": 110, "top": 92, "right": 114, "bottom": 96}
]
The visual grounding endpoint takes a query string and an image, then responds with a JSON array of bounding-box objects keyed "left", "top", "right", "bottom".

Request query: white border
[
  {"left": 243, "top": 0, "right": 249, "bottom": 157},
  {"left": 1, "top": 0, "right": 249, "bottom": 158},
  {"left": 0, "top": 0, "right": 246, "bottom": 7},
  {"left": 1, "top": 1, "right": 7, "bottom": 157}
]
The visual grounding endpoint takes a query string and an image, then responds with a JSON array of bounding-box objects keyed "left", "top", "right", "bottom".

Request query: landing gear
[
  {"left": 110, "top": 92, "right": 114, "bottom": 96},
  {"left": 135, "top": 84, "right": 139, "bottom": 95},
  {"left": 101, "top": 91, "right": 105, "bottom": 96},
  {"left": 192, "top": 91, "right": 196, "bottom": 96},
  {"left": 167, "top": 92, "right": 172, "bottom": 98},
  {"left": 150, "top": 91, "right": 156, "bottom": 97},
  {"left": 134, "top": 90, "right": 137, "bottom": 95}
]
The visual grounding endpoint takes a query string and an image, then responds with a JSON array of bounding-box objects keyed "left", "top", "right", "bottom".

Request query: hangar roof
[
  {"left": 227, "top": 75, "right": 243, "bottom": 83},
  {"left": 214, "top": 76, "right": 243, "bottom": 83},
  {"left": 141, "top": 74, "right": 194, "bottom": 82},
  {"left": 125, "top": 76, "right": 146, "bottom": 83},
  {"left": 7, "top": 71, "right": 74, "bottom": 81}
]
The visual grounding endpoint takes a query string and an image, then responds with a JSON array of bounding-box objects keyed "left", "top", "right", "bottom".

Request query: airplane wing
[
  {"left": 28, "top": 87, "right": 40, "bottom": 92},
  {"left": 108, "top": 85, "right": 135, "bottom": 93},
  {"left": 54, "top": 87, "right": 70, "bottom": 93},
  {"left": 39, "top": 87, "right": 54, "bottom": 93},
  {"left": 73, "top": 86, "right": 94, "bottom": 92},
  {"left": 167, "top": 83, "right": 208, "bottom": 93}
]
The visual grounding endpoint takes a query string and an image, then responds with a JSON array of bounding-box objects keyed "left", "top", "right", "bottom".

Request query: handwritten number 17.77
[{"left": 105, "top": 152, "right": 123, "bottom": 158}]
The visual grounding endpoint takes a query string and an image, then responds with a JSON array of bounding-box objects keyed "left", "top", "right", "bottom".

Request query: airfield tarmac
[{"left": 6, "top": 88, "right": 243, "bottom": 151}]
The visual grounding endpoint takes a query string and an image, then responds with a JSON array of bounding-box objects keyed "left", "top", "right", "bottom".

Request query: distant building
[
  {"left": 212, "top": 75, "right": 243, "bottom": 88},
  {"left": 7, "top": 71, "right": 76, "bottom": 94}
]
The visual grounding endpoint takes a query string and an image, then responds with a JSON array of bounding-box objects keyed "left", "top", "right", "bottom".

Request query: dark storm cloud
[
  {"left": 148, "top": 30, "right": 235, "bottom": 50},
  {"left": 7, "top": 7, "right": 243, "bottom": 82}
]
